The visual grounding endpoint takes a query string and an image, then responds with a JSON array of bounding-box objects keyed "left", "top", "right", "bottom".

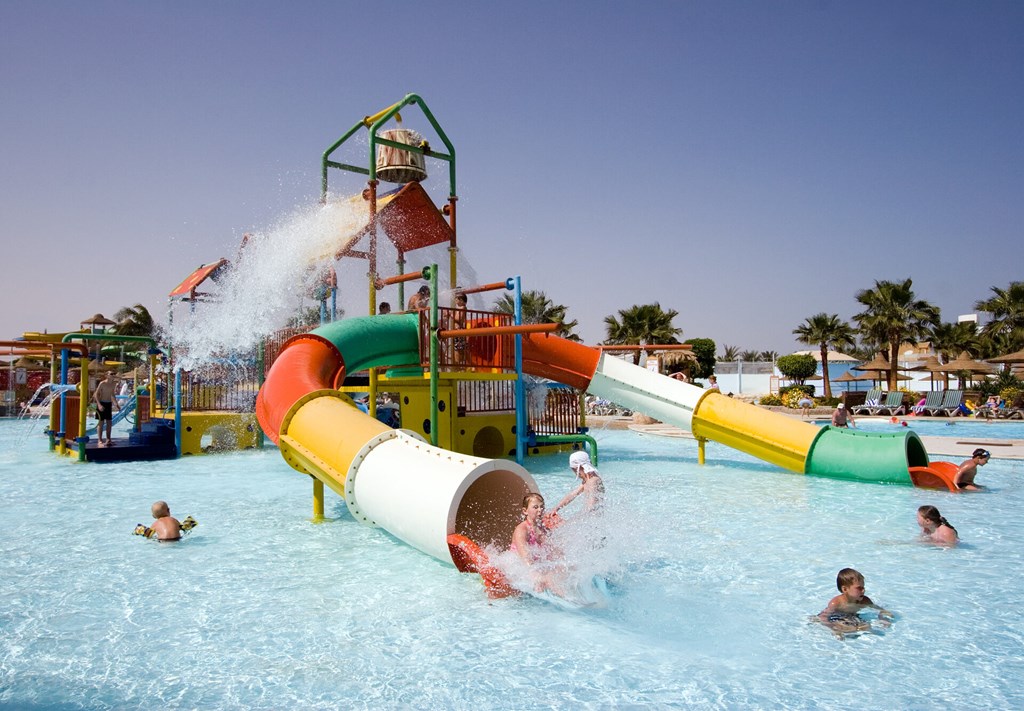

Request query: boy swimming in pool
[
  {"left": 147, "top": 500, "right": 183, "bottom": 542},
  {"left": 954, "top": 448, "right": 990, "bottom": 491},
  {"left": 818, "top": 568, "right": 893, "bottom": 636}
]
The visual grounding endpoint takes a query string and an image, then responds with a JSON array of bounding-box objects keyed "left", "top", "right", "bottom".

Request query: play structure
[
  {"left": 6, "top": 329, "right": 176, "bottom": 463},
  {"left": 11, "top": 94, "right": 967, "bottom": 595},
  {"left": 247, "top": 95, "right": 967, "bottom": 596}
]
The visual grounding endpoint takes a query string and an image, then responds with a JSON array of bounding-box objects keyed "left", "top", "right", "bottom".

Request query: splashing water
[
  {"left": 486, "top": 501, "right": 646, "bottom": 606},
  {"left": 168, "top": 192, "right": 485, "bottom": 371},
  {"left": 167, "top": 199, "right": 366, "bottom": 370}
]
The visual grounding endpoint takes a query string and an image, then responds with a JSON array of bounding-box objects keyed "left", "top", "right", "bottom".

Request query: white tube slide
[
  {"left": 343, "top": 429, "right": 538, "bottom": 562},
  {"left": 589, "top": 354, "right": 707, "bottom": 429}
]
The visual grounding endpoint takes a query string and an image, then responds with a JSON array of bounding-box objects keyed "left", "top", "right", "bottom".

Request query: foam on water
[{"left": 3, "top": 420, "right": 1023, "bottom": 709}]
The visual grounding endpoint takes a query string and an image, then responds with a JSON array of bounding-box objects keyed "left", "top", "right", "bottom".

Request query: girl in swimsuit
[
  {"left": 917, "top": 505, "right": 959, "bottom": 546},
  {"left": 511, "top": 493, "right": 549, "bottom": 564},
  {"left": 511, "top": 493, "right": 568, "bottom": 595}
]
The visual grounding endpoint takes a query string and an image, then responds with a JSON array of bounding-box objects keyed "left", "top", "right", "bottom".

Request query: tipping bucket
[{"left": 375, "top": 128, "right": 427, "bottom": 184}]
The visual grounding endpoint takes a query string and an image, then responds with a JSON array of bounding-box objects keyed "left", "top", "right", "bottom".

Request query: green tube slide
[{"left": 805, "top": 426, "right": 930, "bottom": 485}]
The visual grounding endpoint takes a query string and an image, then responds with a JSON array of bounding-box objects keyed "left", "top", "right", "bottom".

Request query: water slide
[
  {"left": 519, "top": 334, "right": 946, "bottom": 486},
  {"left": 257, "top": 315, "right": 957, "bottom": 584},
  {"left": 256, "top": 314, "right": 538, "bottom": 568}
]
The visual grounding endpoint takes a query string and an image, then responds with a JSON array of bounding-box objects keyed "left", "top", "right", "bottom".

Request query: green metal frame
[{"left": 320, "top": 93, "right": 457, "bottom": 202}]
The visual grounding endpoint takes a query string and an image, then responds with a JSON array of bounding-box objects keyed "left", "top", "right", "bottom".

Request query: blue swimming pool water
[
  {"left": 2, "top": 417, "right": 1022, "bottom": 709},
  {"left": 817, "top": 417, "right": 1024, "bottom": 440}
]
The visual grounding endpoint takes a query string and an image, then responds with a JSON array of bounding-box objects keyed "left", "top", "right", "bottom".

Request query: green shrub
[
  {"left": 776, "top": 354, "right": 817, "bottom": 382},
  {"left": 758, "top": 394, "right": 782, "bottom": 406},
  {"left": 684, "top": 338, "right": 717, "bottom": 380}
]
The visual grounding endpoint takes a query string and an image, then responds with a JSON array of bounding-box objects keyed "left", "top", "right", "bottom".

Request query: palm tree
[
  {"left": 113, "top": 303, "right": 160, "bottom": 340},
  {"left": 793, "top": 313, "right": 856, "bottom": 399},
  {"left": 975, "top": 281, "right": 1024, "bottom": 354},
  {"left": 740, "top": 349, "right": 760, "bottom": 362},
  {"left": 493, "top": 290, "right": 580, "bottom": 340},
  {"left": 603, "top": 303, "right": 681, "bottom": 365},
  {"left": 720, "top": 345, "right": 741, "bottom": 361},
  {"left": 929, "top": 321, "right": 980, "bottom": 362},
  {"left": 852, "top": 279, "right": 940, "bottom": 390},
  {"left": 759, "top": 350, "right": 779, "bottom": 363},
  {"left": 110, "top": 303, "right": 162, "bottom": 368}
]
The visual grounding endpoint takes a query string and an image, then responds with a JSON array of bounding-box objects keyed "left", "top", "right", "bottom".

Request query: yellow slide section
[{"left": 690, "top": 392, "right": 820, "bottom": 473}]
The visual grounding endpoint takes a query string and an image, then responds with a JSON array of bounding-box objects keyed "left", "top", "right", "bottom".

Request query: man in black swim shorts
[
  {"left": 92, "top": 370, "right": 120, "bottom": 447},
  {"left": 954, "top": 448, "right": 990, "bottom": 490}
]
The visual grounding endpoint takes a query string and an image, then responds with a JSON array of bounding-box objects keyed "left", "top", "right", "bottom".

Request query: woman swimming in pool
[{"left": 917, "top": 505, "right": 959, "bottom": 546}]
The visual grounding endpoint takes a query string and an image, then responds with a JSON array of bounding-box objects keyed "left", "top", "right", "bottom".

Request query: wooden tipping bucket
[{"left": 375, "top": 128, "right": 427, "bottom": 184}]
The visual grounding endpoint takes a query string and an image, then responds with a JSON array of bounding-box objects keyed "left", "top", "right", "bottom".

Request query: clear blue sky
[{"left": 2, "top": 1, "right": 1021, "bottom": 353}]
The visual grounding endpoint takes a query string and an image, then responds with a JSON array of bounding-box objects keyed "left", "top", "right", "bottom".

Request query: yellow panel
[{"left": 177, "top": 412, "right": 261, "bottom": 456}]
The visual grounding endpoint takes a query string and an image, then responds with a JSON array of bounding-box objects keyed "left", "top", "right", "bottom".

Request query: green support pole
[
  {"left": 530, "top": 434, "right": 599, "bottom": 466},
  {"left": 425, "top": 264, "right": 439, "bottom": 446}
]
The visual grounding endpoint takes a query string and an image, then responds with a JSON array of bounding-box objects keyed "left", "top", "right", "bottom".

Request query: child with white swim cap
[{"left": 553, "top": 450, "right": 605, "bottom": 516}]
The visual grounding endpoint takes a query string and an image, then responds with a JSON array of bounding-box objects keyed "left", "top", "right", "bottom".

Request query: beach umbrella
[
  {"left": 80, "top": 313, "right": 116, "bottom": 331},
  {"left": 908, "top": 355, "right": 942, "bottom": 390},
  {"left": 930, "top": 352, "right": 996, "bottom": 374},
  {"left": 852, "top": 352, "right": 892, "bottom": 372},
  {"left": 987, "top": 348, "right": 1024, "bottom": 365},
  {"left": 986, "top": 348, "right": 1024, "bottom": 380},
  {"left": 929, "top": 352, "right": 996, "bottom": 388},
  {"left": 864, "top": 372, "right": 913, "bottom": 387},
  {"left": 833, "top": 370, "right": 863, "bottom": 392},
  {"left": 853, "top": 352, "right": 893, "bottom": 387},
  {"left": 12, "top": 357, "right": 48, "bottom": 371}
]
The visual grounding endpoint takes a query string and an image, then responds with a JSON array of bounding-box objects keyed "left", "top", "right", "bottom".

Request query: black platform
[{"left": 83, "top": 419, "right": 177, "bottom": 463}]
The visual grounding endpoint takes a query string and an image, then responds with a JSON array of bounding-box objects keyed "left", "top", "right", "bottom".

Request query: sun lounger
[
  {"left": 930, "top": 389, "right": 964, "bottom": 417},
  {"left": 873, "top": 391, "right": 906, "bottom": 416},
  {"left": 912, "top": 391, "right": 944, "bottom": 415},
  {"left": 851, "top": 389, "right": 884, "bottom": 415},
  {"left": 974, "top": 399, "right": 1004, "bottom": 419},
  {"left": 997, "top": 405, "right": 1024, "bottom": 420}
]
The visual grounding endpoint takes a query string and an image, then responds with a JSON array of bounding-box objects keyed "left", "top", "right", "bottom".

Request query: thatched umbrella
[
  {"left": 13, "top": 357, "right": 49, "bottom": 371},
  {"left": 80, "top": 313, "right": 116, "bottom": 331},
  {"left": 862, "top": 372, "right": 913, "bottom": 388},
  {"left": 987, "top": 348, "right": 1024, "bottom": 365},
  {"left": 908, "top": 355, "right": 942, "bottom": 390},
  {"left": 929, "top": 351, "right": 996, "bottom": 388},
  {"left": 660, "top": 350, "right": 697, "bottom": 377},
  {"left": 852, "top": 352, "right": 892, "bottom": 372},
  {"left": 853, "top": 352, "right": 892, "bottom": 387},
  {"left": 987, "top": 348, "right": 1024, "bottom": 379},
  {"left": 833, "top": 370, "right": 864, "bottom": 392}
]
